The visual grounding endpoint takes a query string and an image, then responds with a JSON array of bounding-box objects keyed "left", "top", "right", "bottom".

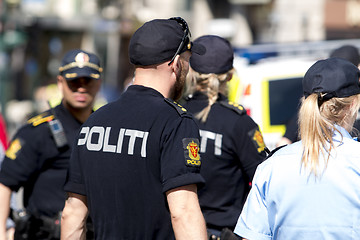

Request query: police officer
[
  {"left": 234, "top": 58, "right": 360, "bottom": 240},
  {"left": 182, "top": 35, "right": 266, "bottom": 239},
  {"left": 61, "top": 17, "right": 208, "bottom": 239},
  {"left": 0, "top": 49, "right": 102, "bottom": 240}
]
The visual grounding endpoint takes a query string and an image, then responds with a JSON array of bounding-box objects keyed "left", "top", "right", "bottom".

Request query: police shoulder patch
[
  {"left": 27, "top": 111, "right": 54, "bottom": 127},
  {"left": 164, "top": 98, "right": 188, "bottom": 116},
  {"left": 219, "top": 100, "right": 246, "bottom": 115},
  {"left": 248, "top": 127, "right": 266, "bottom": 153},
  {"left": 5, "top": 138, "right": 23, "bottom": 160},
  {"left": 182, "top": 138, "right": 201, "bottom": 167}
]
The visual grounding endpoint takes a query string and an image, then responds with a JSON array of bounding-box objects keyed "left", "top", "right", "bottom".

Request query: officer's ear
[
  {"left": 226, "top": 72, "right": 233, "bottom": 82},
  {"left": 224, "top": 68, "right": 237, "bottom": 82},
  {"left": 170, "top": 55, "right": 181, "bottom": 73},
  {"left": 57, "top": 75, "right": 65, "bottom": 92}
]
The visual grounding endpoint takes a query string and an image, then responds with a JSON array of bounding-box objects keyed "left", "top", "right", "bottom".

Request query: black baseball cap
[
  {"left": 59, "top": 49, "right": 102, "bottom": 80},
  {"left": 190, "top": 35, "right": 234, "bottom": 74},
  {"left": 129, "top": 17, "right": 206, "bottom": 66},
  {"left": 303, "top": 57, "right": 360, "bottom": 100},
  {"left": 330, "top": 45, "right": 360, "bottom": 66}
]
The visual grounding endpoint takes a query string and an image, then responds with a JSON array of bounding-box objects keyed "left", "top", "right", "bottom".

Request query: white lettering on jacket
[
  {"left": 199, "top": 130, "right": 222, "bottom": 156},
  {"left": 77, "top": 126, "right": 149, "bottom": 157}
]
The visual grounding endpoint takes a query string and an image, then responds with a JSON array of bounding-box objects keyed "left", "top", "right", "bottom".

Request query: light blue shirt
[{"left": 234, "top": 125, "right": 360, "bottom": 240}]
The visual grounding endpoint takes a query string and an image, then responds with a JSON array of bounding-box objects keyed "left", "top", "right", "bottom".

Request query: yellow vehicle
[{"left": 228, "top": 56, "right": 317, "bottom": 150}]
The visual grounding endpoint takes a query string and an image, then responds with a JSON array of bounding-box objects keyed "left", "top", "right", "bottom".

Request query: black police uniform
[
  {"left": 64, "top": 85, "right": 205, "bottom": 239},
  {"left": 0, "top": 103, "right": 81, "bottom": 238},
  {"left": 283, "top": 114, "right": 299, "bottom": 143},
  {"left": 182, "top": 91, "right": 266, "bottom": 232}
]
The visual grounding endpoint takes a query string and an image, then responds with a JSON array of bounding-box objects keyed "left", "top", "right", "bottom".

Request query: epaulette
[
  {"left": 27, "top": 111, "right": 54, "bottom": 127},
  {"left": 219, "top": 100, "right": 246, "bottom": 115},
  {"left": 164, "top": 98, "right": 188, "bottom": 116}
]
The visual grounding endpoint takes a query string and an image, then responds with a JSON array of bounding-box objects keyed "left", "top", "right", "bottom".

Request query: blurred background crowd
[{"left": 1, "top": 0, "right": 360, "bottom": 146}]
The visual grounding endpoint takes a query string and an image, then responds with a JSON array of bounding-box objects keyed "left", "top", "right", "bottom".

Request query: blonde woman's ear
[{"left": 226, "top": 73, "right": 233, "bottom": 82}]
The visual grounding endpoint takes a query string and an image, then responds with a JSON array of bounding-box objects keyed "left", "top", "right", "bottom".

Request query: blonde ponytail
[
  {"left": 185, "top": 68, "right": 234, "bottom": 123},
  {"left": 299, "top": 93, "right": 360, "bottom": 176}
]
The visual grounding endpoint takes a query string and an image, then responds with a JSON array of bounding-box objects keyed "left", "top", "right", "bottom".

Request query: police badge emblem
[
  {"left": 182, "top": 138, "right": 201, "bottom": 167},
  {"left": 75, "top": 52, "right": 90, "bottom": 68},
  {"left": 248, "top": 127, "right": 266, "bottom": 153}
]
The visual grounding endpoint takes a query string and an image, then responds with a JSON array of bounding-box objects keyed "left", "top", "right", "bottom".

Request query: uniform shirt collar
[
  {"left": 333, "top": 124, "right": 352, "bottom": 141},
  {"left": 190, "top": 91, "right": 227, "bottom": 102},
  {"left": 127, "top": 84, "right": 165, "bottom": 98}
]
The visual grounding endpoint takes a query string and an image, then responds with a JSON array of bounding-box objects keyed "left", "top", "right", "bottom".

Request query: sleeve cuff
[
  {"left": 64, "top": 181, "right": 86, "bottom": 196},
  {"left": 234, "top": 222, "right": 272, "bottom": 240},
  {"left": 162, "top": 172, "right": 205, "bottom": 193}
]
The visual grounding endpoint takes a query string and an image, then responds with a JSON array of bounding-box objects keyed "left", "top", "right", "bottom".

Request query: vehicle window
[{"left": 268, "top": 77, "right": 303, "bottom": 126}]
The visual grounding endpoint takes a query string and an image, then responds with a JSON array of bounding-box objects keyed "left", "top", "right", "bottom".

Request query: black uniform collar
[
  {"left": 190, "top": 91, "right": 227, "bottom": 102},
  {"left": 56, "top": 102, "right": 83, "bottom": 126},
  {"left": 217, "top": 93, "right": 227, "bottom": 102},
  {"left": 127, "top": 85, "right": 165, "bottom": 98},
  {"left": 190, "top": 91, "right": 208, "bottom": 100}
]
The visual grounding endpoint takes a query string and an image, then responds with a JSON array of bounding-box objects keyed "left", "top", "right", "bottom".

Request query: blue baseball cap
[
  {"left": 190, "top": 35, "right": 234, "bottom": 74},
  {"left": 330, "top": 45, "right": 360, "bottom": 66},
  {"left": 129, "top": 17, "right": 205, "bottom": 66},
  {"left": 303, "top": 57, "right": 360, "bottom": 100},
  {"left": 59, "top": 49, "right": 102, "bottom": 80}
]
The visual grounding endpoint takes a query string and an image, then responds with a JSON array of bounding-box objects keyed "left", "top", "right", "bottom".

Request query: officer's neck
[
  {"left": 62, "top": 101, "right": 93, "bottom": 123},
  {"left": 133, "top": 64, "right": 175, "bottom": 99}
]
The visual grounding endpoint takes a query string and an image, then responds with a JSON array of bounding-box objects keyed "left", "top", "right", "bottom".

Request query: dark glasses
[{"left": 168, "top": 17, "right": 192, "bottom": 65}]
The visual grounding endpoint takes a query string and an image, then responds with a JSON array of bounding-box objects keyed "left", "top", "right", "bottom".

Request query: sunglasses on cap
[{"left": 168, "top": 17, "right": 192, "bottom": 65}]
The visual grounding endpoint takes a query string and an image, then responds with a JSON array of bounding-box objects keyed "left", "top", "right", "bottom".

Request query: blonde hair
[
  {"left": 185, "top": 68, "right": 234, "bottom": 123},
  {"left": 299, "top": 93, "right": 360, "bottom": 176}
]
